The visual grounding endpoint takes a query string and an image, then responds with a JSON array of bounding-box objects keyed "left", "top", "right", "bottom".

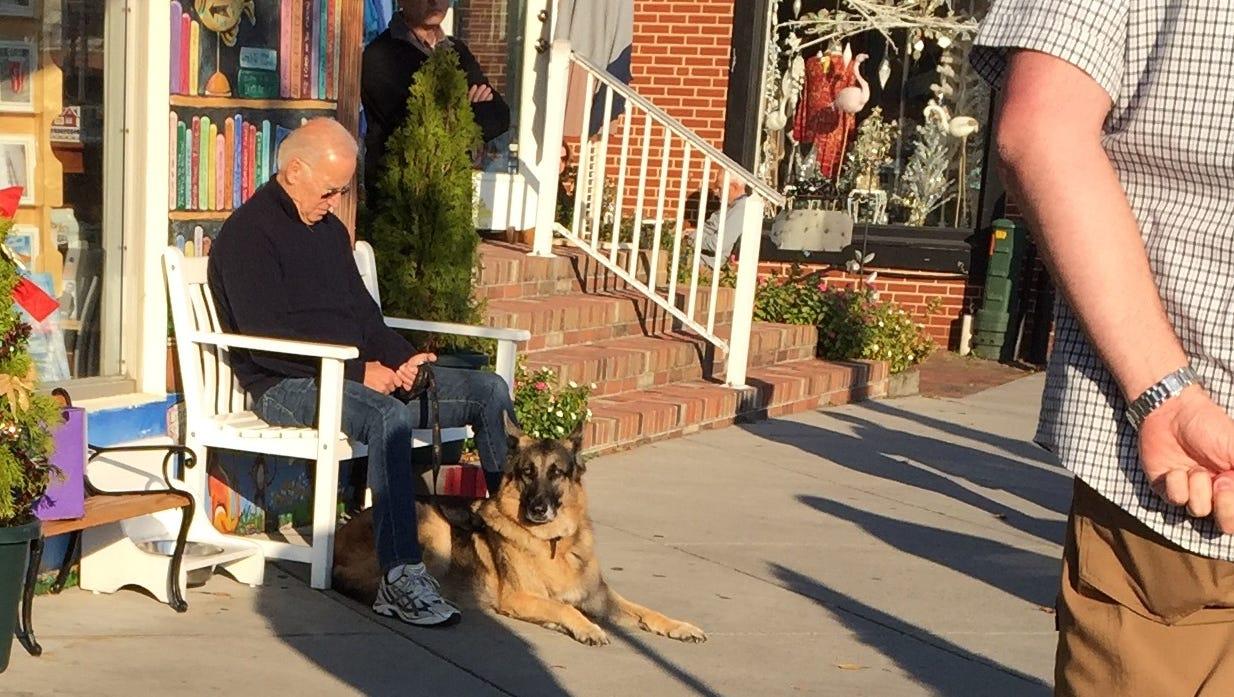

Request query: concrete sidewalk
[{"left": 3, "top": 374, "right": 1063, "bottom": 696}]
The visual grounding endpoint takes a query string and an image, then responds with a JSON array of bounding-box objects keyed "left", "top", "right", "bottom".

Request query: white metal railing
[{"left": 532, "top": 40, "right": 786, "bottom": 388}]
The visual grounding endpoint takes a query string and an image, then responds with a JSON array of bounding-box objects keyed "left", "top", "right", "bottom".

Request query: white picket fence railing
[{"left": 532, "top": 40, "right": 785, "bottom": 388}]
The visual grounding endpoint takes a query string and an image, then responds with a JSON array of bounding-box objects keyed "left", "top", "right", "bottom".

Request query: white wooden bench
[{"left": 163, "top": 241, "right": 529, "bottom": 589}]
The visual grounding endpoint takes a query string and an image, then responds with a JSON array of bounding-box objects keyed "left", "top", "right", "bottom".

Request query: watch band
[{"left": 1125, "top": 366, "right": 1203, "bottom": 431}]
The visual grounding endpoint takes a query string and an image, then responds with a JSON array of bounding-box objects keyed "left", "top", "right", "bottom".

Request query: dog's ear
[
  {"left": 565, "top": 420, "right": 585, "bottom": 454},
  {"left": 565, "top": 421, "right": 586, "bottom": 479},
  {"left": 504, "top": 412, "right": 535, "bottom": 460}
]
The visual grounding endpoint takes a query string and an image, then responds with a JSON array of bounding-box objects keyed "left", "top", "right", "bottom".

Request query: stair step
[
  {"left": 486, "top": 287, "right": 736, "bottom": 352},
  {"left": 581, "top": 359, "right": 890, "bottom": 455},
  {"left": 523, "top": 322, "right": 818, "bottom": 398},
  {"left": 477, "top": 241, "right": 672, "bottom": 301}
]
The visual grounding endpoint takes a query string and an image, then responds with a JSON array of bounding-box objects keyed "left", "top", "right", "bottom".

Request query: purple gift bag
[{"left": 34, "top": 407, "right": 86, "bottom": 521}]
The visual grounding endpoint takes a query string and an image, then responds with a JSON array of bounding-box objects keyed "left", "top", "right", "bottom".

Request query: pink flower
[{"left": 534, "top": 382, "right": 548, "bottom": 391}]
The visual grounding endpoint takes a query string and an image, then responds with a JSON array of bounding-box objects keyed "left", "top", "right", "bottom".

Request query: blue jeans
[{"left": 253, "top": 367, "right": 513, "bottom": 571}]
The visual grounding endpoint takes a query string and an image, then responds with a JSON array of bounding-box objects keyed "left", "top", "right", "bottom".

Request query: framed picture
[
  {"left": 0, "top": 0, "right": 35, "bottom": 18},
  {"left": 0, "top": 136, "right": 36, "bottom": 205},
  {"left": 0, "top": 40, "right": 36, "bottom": 112},
  {"left": 6, "top": 224, "right": 37, "bottom": 268}
]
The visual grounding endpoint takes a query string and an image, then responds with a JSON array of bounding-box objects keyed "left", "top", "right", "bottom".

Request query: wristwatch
[{"left": 1125, "top": 366, "right": 1203, "bottom": 431}]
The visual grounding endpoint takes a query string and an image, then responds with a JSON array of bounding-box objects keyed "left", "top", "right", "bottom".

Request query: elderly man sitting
[{"left": 207, "top": 118, "right": 512, "bottom": 628}]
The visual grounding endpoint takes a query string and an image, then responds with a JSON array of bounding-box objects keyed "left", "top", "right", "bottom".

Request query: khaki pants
[{"left": 1058, "top": 480, "right": 1234, "bottom": 696}]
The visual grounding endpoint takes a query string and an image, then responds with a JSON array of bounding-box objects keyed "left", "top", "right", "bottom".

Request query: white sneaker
[{"left": 373, "top": 563, "right": 461, "bottom": 627}]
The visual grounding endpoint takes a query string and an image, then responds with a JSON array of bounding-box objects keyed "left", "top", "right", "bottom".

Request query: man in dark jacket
[
  {"left": 208, "top": 118, "right": 513, "bottom": 628},
  {"left": 361, "top": 0, "right": 510, "bottom": 201}
]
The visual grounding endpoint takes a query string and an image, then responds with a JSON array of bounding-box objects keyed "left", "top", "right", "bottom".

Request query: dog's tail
[{"left": 332, "top": 563, "right": 379, "bottom": 607}]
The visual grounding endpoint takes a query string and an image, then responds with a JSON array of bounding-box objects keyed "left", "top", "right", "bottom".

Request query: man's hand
[
  {"left": 395, "top": 353, "right": 437, "bottom": 391},
  {"left": 363, "top": 361, "right": 400, "bottom": 395},
  {"left": 1139, "top": 385, "right": 1234, "bottom": 531},
  {"left": 468, "top": 84, "right": 494, "bottom": 103}
]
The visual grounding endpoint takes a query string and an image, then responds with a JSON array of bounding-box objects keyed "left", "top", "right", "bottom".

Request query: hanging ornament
[
  {"left": 936, "top": 35, "right": 953, "bottom": 50},
  {"left": 842, "top": 42, "right": 853, "bottom": 68},
  {"left": 878, "top": 58, "right": 891, "bottom": 88},
  {"left": 793, "top": 0, "right": 802, "bottom": 17}
]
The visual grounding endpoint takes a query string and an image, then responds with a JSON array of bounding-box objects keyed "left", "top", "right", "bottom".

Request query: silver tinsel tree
[{"left": 894, "top": 103, "right": 954, "bottom": 226}]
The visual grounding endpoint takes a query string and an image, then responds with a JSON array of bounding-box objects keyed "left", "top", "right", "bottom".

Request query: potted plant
[
  {"left": 366, "top": 46, "right": 487, "bottom": 369},
  {"left": 0, "top": 197, "right": 62, "bottom": 672}
]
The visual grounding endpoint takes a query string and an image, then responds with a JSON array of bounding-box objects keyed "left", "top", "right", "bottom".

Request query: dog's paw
[
  {"left": 665, "top": 621, "right": 708, "bottom": 643},
  {"left": 571, "top": 622, "right": 610, "bottom": 646}
]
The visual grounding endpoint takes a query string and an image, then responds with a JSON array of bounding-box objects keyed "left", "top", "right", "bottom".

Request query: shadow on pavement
[
  {"left": 257, "top": 563, "right": 573, "bottom": 697},
  {"left": 770, "top": 564, "right": 1052, "bottom": 697},
  {"left": 798, "top": 494, "right": 1059, "bottom": 606},
  {"left": 741, "top": 408, "right": 1069, "bottom": 545}
]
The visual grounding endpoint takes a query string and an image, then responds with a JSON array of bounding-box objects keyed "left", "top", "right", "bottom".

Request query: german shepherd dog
[{"left": 333, "top": 415, "right": 707, "bottom": 646}]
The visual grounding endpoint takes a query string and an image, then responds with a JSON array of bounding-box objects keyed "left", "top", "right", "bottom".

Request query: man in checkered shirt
[{"left": 973, "top": 1, "right": 1234, "bottom": 694}]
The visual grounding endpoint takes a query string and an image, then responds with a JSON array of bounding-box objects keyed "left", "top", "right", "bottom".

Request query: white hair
[{"left": 276, "top": 118, "right": 358, "bottom": 170}]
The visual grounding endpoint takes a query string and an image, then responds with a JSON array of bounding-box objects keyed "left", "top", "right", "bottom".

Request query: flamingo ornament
[{"left": 831, "top": 53, "right": 870, "bottom": 184}]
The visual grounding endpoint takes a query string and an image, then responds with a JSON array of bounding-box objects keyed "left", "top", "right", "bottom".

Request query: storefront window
[
  {"left": 0, "top": 0, "right": 127, "bottom": 383},
  {"left": 760, "top": 0, "right": 989, "bottom": 230},
  {"left": 454, "top": 0, "right": 525, "bottom": 171}
]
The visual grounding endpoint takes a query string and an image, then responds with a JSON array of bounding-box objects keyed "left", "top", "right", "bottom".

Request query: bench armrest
[
  {"left": 85, "top": 443, "right": 198, "bottom": 496},
  {"left": 189, "top": 331, "right": 359, "bottom": 361},
  {"left": 382, "top": 317, "right": 530, "bottom": 343}
]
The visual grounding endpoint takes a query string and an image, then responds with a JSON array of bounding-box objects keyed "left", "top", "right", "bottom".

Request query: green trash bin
[{"left": 973, "top": 219, "right": 1026, "bottom": 360}]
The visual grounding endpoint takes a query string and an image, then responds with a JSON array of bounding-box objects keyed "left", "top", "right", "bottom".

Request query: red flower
[{"left": 534, "top": 382, "right": 548, "bottom": 391}]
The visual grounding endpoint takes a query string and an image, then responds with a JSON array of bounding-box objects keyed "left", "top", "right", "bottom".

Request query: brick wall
[
  {"left": 562, "top": 0, "right": 737, "bottom": 228},
  {"left": 456, "top": 0, "right": 510, "bottom": 93},
  {"left": 756, "top": 261, "right": 983, "bottom": 351}
]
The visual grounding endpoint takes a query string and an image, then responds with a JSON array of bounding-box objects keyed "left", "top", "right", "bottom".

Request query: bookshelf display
[{"left": 168, "top": 0, "right": 362, "bottom": 256}]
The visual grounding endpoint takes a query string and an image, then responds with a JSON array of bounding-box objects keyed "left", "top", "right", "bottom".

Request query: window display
[
  {"left": 760, "top": 0, "right": 989, "bottom": 231},
  {"left": 0, "top": 0, "right": 127, "bottom": 382}
]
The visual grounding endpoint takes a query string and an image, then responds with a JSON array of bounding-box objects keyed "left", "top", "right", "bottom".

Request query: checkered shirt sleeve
[{"left": 970, "top": 0, "right": 1129, "bottom": 101}]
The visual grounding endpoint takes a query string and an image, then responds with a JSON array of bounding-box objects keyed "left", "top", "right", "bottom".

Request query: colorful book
[
  {"left": 244, "top": 125, "right": 255, "bottom": 201},
  {"left": 318, "top": 0, "right": 328, "bottom": 100},
  {"left": 217, "top": 134, "right": 227, "bottom": 211},
  {"left": 170, "top": 2, "right": 182, "bottom": 94},
  {"left": 331, "top": 0, "right": 341, "bottom": 100},
  {"left": 191, "top": 116, "right": 201, "bottom": 210},
  {"left": 255, "top": 130, "right": 265, "bottom": 188},
  {"left": 181, "top": 13, "right": 191, "bottom": 95},
  {"left": 301, "top": 0, "right": 313, "bottom": 99},
  {"left": 261, "top": 120, "right": 272, "bottom": 185},
  {"left": 193, "top": 225, "right": 204, "bottom": 258},
  {"left": 310, "top": 0, "right": 320, "bottom": 100},
  {"left": 202, "top": 118, "right": 213, "bottom": 211},
  {"left": 290, "top": 1, "right": 304, "bottom": 99},
  {"left": 233, "top": 115, "right": 244, "bottom": 207},
  {"left": 211, "top": 125, "right": 221, "bottom": 211},
  {"left": 189, "top": 20, "right": 200, "bottom": 96},
  {"left": 177, "top": 121, "right": 188, "bottom": 209},
  {"left": 279, "top": 0, "right": 292, "bottom": 98},
  {"left": 224, "top": 117, "right": 235, "bottom": 210},
  {"left": 169, "top": 112, "right": 178, "bottom": 209}
]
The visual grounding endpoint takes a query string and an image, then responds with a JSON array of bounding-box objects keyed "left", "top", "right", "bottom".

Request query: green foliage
[
  {"left": 367, "top": 47, "right": 486, "bottom": 353},
  {"left": 816, "top": 286, "right": 935, "bottom": 374},
  {"left": 753, "top": 265, "right": 934, "bottom": 374},
  {"left": 753, "top": 264, "right": 829, "bottom": 326},
  {"left": 0, "top": 214, "right": 62, "bottom": 525},
  {"left": 513, "top": 361, "right": 592, "bottom": 441}
]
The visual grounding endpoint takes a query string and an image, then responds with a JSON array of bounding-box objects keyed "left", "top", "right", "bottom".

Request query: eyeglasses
[{"left": 320, "top": 183, "right": 351, "bottom": 200}]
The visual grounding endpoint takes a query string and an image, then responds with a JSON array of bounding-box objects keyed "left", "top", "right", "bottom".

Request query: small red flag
[
  {"left": 0, "top": 187, "right": 20, "bottom": 219},
  {"left": 12, "top": 277, "right": 59, "bottom": 323}
]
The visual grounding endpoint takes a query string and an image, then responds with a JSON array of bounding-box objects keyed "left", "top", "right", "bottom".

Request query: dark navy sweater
[{"left": 207, "top": 180, "right": 415, "bottom": 399}]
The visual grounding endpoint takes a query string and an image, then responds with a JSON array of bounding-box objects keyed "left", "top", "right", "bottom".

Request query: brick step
[
  {"left": 581, "top": 359, "right": 890, "bottom": 455},
  {"left": 523, "top": 322, "right": 818, "bottom": 398},
  {"left": 485, "top": 287, "right": 737, "bottom": 352},
  {"left": 477, "top": 241, "right": 677, "bottom": 302}
]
